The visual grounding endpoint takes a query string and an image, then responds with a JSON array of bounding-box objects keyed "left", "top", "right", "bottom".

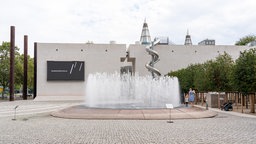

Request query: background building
[
  {"left": 34, "top": 43, "right": 250, "bottom": 101},
  {"left": 34, "top": 21, "right": 252, "bottom": 101},
  {"left": 198, "top": 39, "right": 216, "bottom": 45}
]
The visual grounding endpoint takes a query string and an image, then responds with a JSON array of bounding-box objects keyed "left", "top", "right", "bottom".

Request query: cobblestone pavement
[
  {"left": 0, "top": 101, "right": 256, "bottom": 144},
  {"left": 0, "top": 100, "right": 81, "bottom": 117}
]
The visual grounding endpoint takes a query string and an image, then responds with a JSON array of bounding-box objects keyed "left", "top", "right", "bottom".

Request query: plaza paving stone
[{"left": 0, "top": 100, "right": 256, "bottom": 144}]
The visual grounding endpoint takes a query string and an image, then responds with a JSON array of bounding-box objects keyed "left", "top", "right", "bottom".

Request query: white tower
[
  {"left": 184, "top": 29, "right": 192, "bottom": 45},
  {"left": 140, "top": 19, "right": 151, "bottom": 45}
]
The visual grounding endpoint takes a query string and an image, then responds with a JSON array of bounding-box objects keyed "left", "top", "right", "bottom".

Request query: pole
[
  {"left": 206, "top": 99, "right": 208, "bottom": 110},
  {"left": 23, "top": 35, "right": 28, "bottom": 100},
  {"left": 9, "top": 26, "right": 15, "bottom": 101},
  {"left": 167, "top": 108, "right": 173, "bottom": 123},
  {"left": 241, "top": 93, "right": 244, "bottom": 113},
  {"left": 12, "top": 105, "right": 18, "bottom": 120},
  {"left": 218, "top": 92, "right": 220, "bottom": 109},
  {"left": 33, "top": 42, "right": 37, "bottom": 98},
  {"left": 250, "top": 93, "right": 255, "bottom": 113}
]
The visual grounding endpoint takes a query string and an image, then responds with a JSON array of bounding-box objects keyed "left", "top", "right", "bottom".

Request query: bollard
[
  {"left": 166, "top": 104, "right": 174, "bottom": 123},
  {"left": 206, "top": 100, "right": 208, "bottom": 110},
  {"left": 12, "top": 105, "right": 19, "bottom": 120}
]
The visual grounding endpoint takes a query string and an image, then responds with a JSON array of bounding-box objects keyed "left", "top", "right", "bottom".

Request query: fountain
[
  {"left": 85, "top": 72, "right": 181, "bottom": 109},
  {"left": 51, "top": 39, "right": 217, "bottom": 119},
  {"left": 84, "top": 39, "right": 181, "bottom": 109}
]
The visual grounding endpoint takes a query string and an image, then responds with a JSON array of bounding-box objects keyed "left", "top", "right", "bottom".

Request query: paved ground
[
  {"left": 0, "top": 100, "right": 256, "bottom": 144},
  {"left": 52, "top": 105, "right": 217, "bottom": 120},
  {"left": 198, "top": 102, "right": 256, "bottom": 116}
]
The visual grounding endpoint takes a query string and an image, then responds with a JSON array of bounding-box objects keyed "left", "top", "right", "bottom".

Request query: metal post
[
  {"left": 33, "top": 42, "right": 37, "bottom": 99},
  {"left": 250, "top": 93, "right": 255, "bottom": 113},
  {"left": 166, "top": 104, "right": 174, "bottom": 123},
  {"left": 241, "top": 93, "right": 244, "bottom": 113},
  {"left": 12, "top": 105, "right": 18, "bottom": 120},
  {"left": 206, "top": 99, "right": 208, "bottom": 110},
  {"left": 167, "top": 109, "right": 173, "bottom": 123},
  {"left": 246, "top": 95, "right": 248, "bottom": 109},
  {"left": 9, "top": 26, "right": 15, "bottom": 101},
  {"left": 218, "top": 92, "right": 220, "bottom": 109},
  {"left": 201, "top": 93, "right": 204, "bottom": 106},
  {"left": 23, "top": 35, "right": 28, "bottom": 100},
  {"left": 237, "top": 92, "right": 239, "bottom": 110}
]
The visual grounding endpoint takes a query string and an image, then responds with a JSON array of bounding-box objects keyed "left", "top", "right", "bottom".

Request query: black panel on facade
[{"left": 47, "top": 61, "right": 84, "bottom": 81}]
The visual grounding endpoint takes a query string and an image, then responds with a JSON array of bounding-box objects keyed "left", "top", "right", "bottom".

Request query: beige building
[
  {"left": 34, "top": 20, "right": 252, "bottom": 101},
  {"left": 34, "top": 42, "right": 250, "bottom": 101}
]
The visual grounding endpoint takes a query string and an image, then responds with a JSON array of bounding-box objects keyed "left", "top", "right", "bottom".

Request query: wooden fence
[{"left": 194, "top": 92, "right": 255, "bottom": 113}]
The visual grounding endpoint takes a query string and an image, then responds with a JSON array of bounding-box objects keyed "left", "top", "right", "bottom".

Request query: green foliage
[
  {"left": 168, "top": 52, "right": 234, "bottom": 93},
  {"left": 232, "top": 49, "right": 256, "bottom": 93},
  {"left": 169, "top": 63, "right": 207, "bottom": 92},
  {"left": 0, "top": 42, "right": 11, "bottom": 96},
  {"left": 206, "top": 53, "right": 234, "bottom": 92},
  {"left": 169, "top": 68, "right": 192, "bottom": 92},
  {"left": 15, "top": 53, "right": 24, "bottom": 89},
  {"left": 27, "top": 56, "right": 34, "bottom": 89},
  {"left": 193, "top": 63, "right": 208, "bottom": 92},
  {"left": 0, "top": 42, "right": 34, "bottom": 97},
  {"left": 169, "top": 49, "right": 256, "bottom": 93},
  {"left": 235, "top": 35, "right": 256, "bottom": 46}
]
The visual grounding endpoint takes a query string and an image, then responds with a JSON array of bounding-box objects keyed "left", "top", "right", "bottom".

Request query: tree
[
  {"left": 169, "top": 64, "right": 200, "bottom": 93},
  {"left": 0, "top": 42, "right": 10, "bottom": 98},
  {"left": 193, "top": 63, "right": 208, "bottom": 92},
  {"left": 205, "top": 52, "right": 234, "bottom": 92},
  {"left": 232, "top": 49, "right": 256, "bottom": 93},
  {"left": 27, "top": 56, "right": 34, "bottom": 90},
  {"left": 0, "top": 42, "right": 20, "bottom": 98},
  {"left": 168, "top": 53, "right": 234, "bottom": 94},
  {"left": 15, "top": 54, "right": 24, "bottom": 89},
  {"left": 232, "top": 49, "right": 256, "bottom": 111},
  {"left": 169, "top": 68, "right": 193, "bottom": 93},
  {"left": 235, "top": 35, "right": 256, "bottom": 46}
]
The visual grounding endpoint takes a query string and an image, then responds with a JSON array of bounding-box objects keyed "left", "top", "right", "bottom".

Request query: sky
[{"left": 1, "top": 0, "right": 256, "bottom": 56}]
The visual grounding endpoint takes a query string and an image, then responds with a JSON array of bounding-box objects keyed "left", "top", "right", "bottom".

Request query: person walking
[{"left": 188, "top": 88, "right": 195, "bottom": 106}]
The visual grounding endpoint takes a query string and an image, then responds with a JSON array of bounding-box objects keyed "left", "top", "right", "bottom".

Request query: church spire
[
  {"left": 184, "top": 29, "right": 192, "bottom": 45},
  {"left": 140, "top": 19, "right": 151, "bottom": 45}
]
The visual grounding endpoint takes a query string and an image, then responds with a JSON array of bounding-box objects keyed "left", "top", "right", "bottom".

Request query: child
[{"left": 185, "top": 93, "right": 189, "bottom": 107}]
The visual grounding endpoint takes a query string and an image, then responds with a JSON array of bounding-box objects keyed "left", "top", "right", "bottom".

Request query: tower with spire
[
  {"left": 140, "top": 19, "right": 151, "bottom": 45},
  {"left": 184, "top": 30, "right": 192, "bottom": 45}
]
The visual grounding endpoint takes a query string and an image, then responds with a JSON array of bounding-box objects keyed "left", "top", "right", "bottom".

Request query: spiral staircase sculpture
[{"left": 145, "top": 39, "right": 161, "bottom": 78}]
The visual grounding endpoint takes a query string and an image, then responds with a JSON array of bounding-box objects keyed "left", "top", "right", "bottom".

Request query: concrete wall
[
  {"left": 129, "top": 44, "right": 250, "bottom": 76},
  {"left": 36, "top": 43, "right": 126, "bottom": 100}
]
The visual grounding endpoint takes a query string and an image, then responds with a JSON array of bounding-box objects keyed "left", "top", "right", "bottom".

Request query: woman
[{"left": 188, "top": 88, "right": 195, "bottom": 106}]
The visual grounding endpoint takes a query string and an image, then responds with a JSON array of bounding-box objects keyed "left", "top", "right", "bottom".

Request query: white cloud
[{"left": 0, "top": 0, "right": 256, "bottom": 56}]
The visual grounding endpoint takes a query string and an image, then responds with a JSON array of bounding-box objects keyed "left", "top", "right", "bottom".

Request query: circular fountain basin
[
  {"left": 51, "top": 105, "right": 217, "bottom": 120},
  {"left": 52, "top": 73, "right": 217, "bottom": 119}
]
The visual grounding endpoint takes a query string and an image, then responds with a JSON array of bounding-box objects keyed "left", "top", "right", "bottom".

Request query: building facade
[
  {"left": 34, "top": 20, "right": 252, "bottom": 101},
  {"left": 34, "top": 42, "right": 250, "bottom": 101}
]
